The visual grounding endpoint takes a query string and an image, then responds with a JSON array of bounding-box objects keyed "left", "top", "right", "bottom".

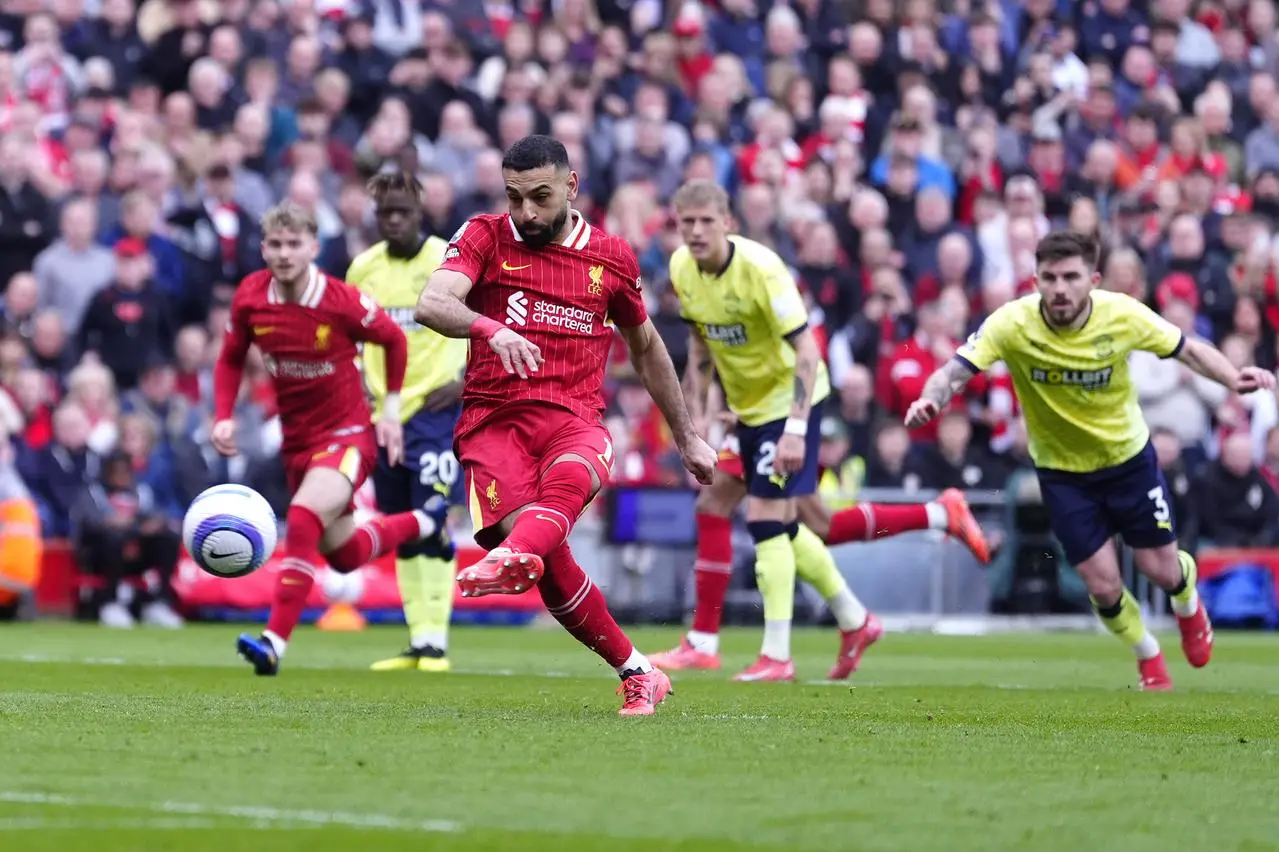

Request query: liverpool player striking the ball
[
  {"left": 213, "top": 202, "right": 441, "bottom": 676},
  {"left": 414, "top": 135, "right": 717, "bottom": 715}
]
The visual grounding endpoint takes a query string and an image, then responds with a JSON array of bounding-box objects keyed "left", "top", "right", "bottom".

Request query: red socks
[
  {"left": 539, "top": 543, "right": 633, "bottom": 668},
  {"left": 504, "top": 462, "right": 596, "bottom": 557},
  {"left": 326, "top": 511, "right": 424, "bottom": 573},
  {"left": 266, "top": 505, "right": 324, "bottom": 642},
  {"left": 690, "top": 513, "right": 733, "bottom": 635},
  {"left": 826, "top": 504, "right": 931, "bottom": 546}
]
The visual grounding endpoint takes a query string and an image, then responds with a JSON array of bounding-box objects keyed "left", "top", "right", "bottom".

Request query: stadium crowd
[{"left": 2, "top": 0, "right": 1279, "bottom": 621}]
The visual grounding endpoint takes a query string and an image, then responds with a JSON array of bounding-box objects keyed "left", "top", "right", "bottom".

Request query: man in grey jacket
[{"left": 33, "top": 198, "right": 115, "bottom": 336}]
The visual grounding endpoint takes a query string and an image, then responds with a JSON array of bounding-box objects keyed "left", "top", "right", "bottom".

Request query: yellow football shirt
[
  {"left": 955, "top": 289, "right": 1184, "bottom": 473},
  {"left": 670, "top": 236, "right": 830, "bottom": 427},
  {"left": 347, "top": 237, "right": 468, "bottom": 422}
]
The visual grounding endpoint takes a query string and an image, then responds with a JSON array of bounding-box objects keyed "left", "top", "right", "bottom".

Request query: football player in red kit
[
  {"left": 414, "top": 135, "right": 717, "bottom": 715},
  {"left": 213, "top": 202, "right": 439, "bottom": 675}
]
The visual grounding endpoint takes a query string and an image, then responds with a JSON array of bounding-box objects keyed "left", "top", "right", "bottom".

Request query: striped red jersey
[
  {"left": 213, "top": 266, "right": 407, "bottom": 454},
  {"left": 439, "top": 211, "right": 648, "bottom": 439}
]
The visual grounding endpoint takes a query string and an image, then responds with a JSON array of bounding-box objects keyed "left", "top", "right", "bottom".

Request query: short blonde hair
[
  {"left": 260, "top": 202, "right": 318, "bottom": 236},
  {"left": 672, "top": 179, "right": 731, "bottom": 214}
]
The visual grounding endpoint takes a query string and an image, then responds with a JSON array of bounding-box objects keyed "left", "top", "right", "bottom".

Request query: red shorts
[
  {"left": 457, "top": 404, "right": 613, "bottom": 547},
  {"left": 717, "top": 431, "right": 745, "bottom": 481},
  {"left": 284, "top": 431, "right": 378, "bottom": 512}
]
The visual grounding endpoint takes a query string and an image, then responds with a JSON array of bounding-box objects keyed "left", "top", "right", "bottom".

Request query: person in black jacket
[
  {"left": 138, "top": 0, "right": 212, "bottom": 94},
  {"left": 16, "top": 401, "right": 98, "bottom": 538},
  {"left": 1197, "top": 430, "right": 1279, "bottom": 547},
  {"left": 77, "top": 238, "right": 175, "bottom": 390},
  {"left": 908, "top": 409, "right": 1006, "bottom": 491},
  {"left": 72, "top": 451, "right": 184, "bottom": 628},
  {"left": 0, "top": 134, "right": 54, "bottom": 292},
  {"left": 166, "top": 163, "right": 262, "bottom": 322},
  {"left": 1152, "top": 426, "right": 1202, "bottom": 554},
  {"left": 75, "top": 0, "right": 147, "bottom": 90}
]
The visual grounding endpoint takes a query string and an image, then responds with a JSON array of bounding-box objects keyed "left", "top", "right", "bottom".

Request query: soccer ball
[{"left": 183, "top": 485, "right": 278, "bottom": 578}]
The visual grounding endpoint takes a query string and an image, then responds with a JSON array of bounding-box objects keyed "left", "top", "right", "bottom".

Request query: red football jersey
[
  {"left": 439, "top": 211, "right": 648, "bottom": 438},
  {"left": 214, "top": 266, "right": 407, "bottom": 454}
]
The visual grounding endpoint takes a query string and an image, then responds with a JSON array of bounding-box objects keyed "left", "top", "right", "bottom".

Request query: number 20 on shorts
[{"left": 419, "top": 451, "right": 459, "bottom": 488}]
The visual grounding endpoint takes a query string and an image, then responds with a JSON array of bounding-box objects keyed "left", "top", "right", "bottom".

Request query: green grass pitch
[{"left": 1, "top": 623, "right": 1277, "bottom": 852}]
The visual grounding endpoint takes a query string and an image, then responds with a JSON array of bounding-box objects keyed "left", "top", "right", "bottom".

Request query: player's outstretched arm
[
  {"left": 1177, "top": 338, "right": 1277, "bottom": 394},
  {"left": 906, "top": 359, "right": 979, "bottom": 429},
  {"left": 211, "top": 295, "right": 253, "bottom": 456},
  {"left": 415, "top": 269, "right": 481, "bottom": 337},
  {"left": 618, "top": 319, "right": 717, "bottom": 485},
  {"left": 415, "top": 268, "right": 543, "bottom": 379}
]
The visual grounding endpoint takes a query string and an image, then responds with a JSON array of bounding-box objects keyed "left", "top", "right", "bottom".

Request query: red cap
[
  {"left": 672, "top": 16, "right": 703, "bottom": 37},
  {"left": 114, "top": 237, "right": 148, "bottom": 258},
  {"left": 1155, "top": 272, "right": 1200, "bottom": 311}
]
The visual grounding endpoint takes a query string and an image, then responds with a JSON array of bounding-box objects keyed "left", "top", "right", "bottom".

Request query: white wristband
[
  {"left": 382, "top": 392, "right": 401, "bottom": 421},
  {"left": 783, "top": 417, "right": 808, "bottom": 437}
]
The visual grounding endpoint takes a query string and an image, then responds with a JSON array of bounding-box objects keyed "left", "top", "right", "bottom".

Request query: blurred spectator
[
  {"left": 1153, "top": 426, "right": 1201, "bottom": 553},
  {"left": 1133, "top": 295, "right": 1228, "bottom": 451},
  {"left": 72, "top": 450, "right": 183, "bottom": 628},
  {"left": 1196, "top": 430, "right": 1279, "bottom": 547},
  {"left": 865, "top": 422, "right": 913, "bottom": 490},
  {"left": 0, "top": 133, "right": 54, "bottom": 289},
  {"left": 18, "top": 400, "right": 97, "bottom": 538},
  {"left": 77, "top": 237, "right": 174, "bottom": 389},
  {"left": 0, "top": 421, "right": 40, "bottom": 617},
  {"left": 907, "top": 409, "right": 1006, "bottom": 491},
  {"left": 33, "top": 198, "right": 115, "bottom": 336}
]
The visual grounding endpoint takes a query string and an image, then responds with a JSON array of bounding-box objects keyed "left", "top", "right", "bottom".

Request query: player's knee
[
  {"left": 293, "top": 468, "right": 353, "bottom": 523},
  {"left": 544, "top": 454, "right": 600, "bottom": 494},
  {"left": 1075, "top": 554, "right": 1123, "bottom": 599},
  {"left": 746, "top": 520, "right": 788, "bottom": 543},
  {"left": 696, "top": 485, "right": 738, "bottom": 518}
]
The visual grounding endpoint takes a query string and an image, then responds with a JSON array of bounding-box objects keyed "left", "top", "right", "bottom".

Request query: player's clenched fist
[
  {"left": 211, "top": 419, "right": 237, "bottom": 456},
  {"left": 489, "top": 327, "right": 543, "bottom": 379},
  {"left": 679, "top": 435, "right": 718, "bottom": 485},
  {"left": 904, "top": 398, "right": 940, "bottom": 430},
  {"left": 1235, "top": 367, "right": 1276, "bottom": 394},
  {"left": 775, "top": 432, "right": 806, "bottom": 475}
]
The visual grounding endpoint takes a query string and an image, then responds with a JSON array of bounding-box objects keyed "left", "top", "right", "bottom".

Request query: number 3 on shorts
[
  {"left": 1147, "top": 485, "right": 1171, "bottom": 526},
  {"left": 419, "top": 451, "right": 459, "bottom": 488}
]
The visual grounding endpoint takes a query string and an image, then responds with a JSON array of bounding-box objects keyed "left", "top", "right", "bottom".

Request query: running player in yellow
[
  {"left": 908, "top": 230, "right": 1275, "bottom": 689},
  {"left": 348, "top": 172, "right": 468, "bottom": 672},
  {"left": 662, "top": 179, "right": 883, "bottom": 682}
]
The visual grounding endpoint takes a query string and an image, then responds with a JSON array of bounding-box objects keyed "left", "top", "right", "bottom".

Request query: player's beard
[
  {"left": 1046, "top": 298, "right": 1085, "bottom": 326},
  {"left": 517, "top": 207, "right": 570, "bottom": 249}
]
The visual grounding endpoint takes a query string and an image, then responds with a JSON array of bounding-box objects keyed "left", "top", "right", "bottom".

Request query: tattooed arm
[
  {"left": 906, "top": 359, "right": 979, "bottom": 428},
  {"left": 683, "top": 328, "right": 714, "bottom": 427},
  {"left": 786, "top": 326, "right": 822, "bottom": 423}
]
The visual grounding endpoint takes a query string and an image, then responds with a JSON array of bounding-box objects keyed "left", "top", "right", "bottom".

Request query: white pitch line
[
  {"left": 0, "top": 791, "right": 461, "bottom": 834},
  {"left": 0, "top": 817, "right": 222, "bottom": 831}
]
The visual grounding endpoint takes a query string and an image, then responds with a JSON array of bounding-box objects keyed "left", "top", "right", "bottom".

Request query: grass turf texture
[{"left": 0, "top": 624, "right": 1276, "bottom": 852}]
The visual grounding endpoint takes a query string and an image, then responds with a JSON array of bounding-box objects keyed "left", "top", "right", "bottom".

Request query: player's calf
[
  {"left": 325, "top": 510, "right": 437, "bottom": 573},
  {"left": 1170, "top": 550, "right": 1212, "bottom": 668}
]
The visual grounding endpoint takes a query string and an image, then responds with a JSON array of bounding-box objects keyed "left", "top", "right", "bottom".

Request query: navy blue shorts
[
  {"left": 372, "top": 404, "right": 463, "bottom": 515},
  {"left": 736, "top": 400, "right": 825, "bottom": 499},
  {"left": 1036, "top": 441, "right": 1177, "bottom": 565}
]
